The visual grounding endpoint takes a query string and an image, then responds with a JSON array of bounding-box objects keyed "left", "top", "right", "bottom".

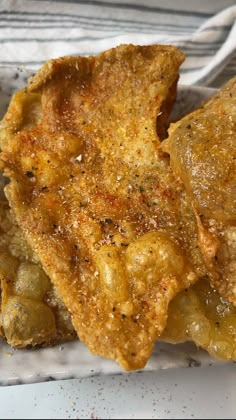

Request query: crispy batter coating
[
  {"left": 0, "top": 201, "right": 76, "bottom": 348},
  {"left": 0, "top": 44, "right": 208, "bottom": 369},
  {"left": 161, "top": 278, "right": 236, "bottom": 361},
  {"left": 162, "top": 77, "right": 236, "bottom": 305}
]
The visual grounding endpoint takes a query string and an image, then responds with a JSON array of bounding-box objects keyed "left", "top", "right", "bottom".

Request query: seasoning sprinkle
[{"left": 26, "top": 171, "right": 34, "bottom": 178}]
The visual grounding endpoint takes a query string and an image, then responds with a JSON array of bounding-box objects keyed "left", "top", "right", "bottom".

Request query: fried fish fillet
[
  {"left": 162, "top": 77, "right": 236, "bottom": 305},
  {"left": 0, "top": 45, "right": 208, "bottom": 369},
  {"left": 161, "top": 278, "right": 236, "bottom": 361},
  {"left": 0, "top": 200, "right": 76, "bottom": 348}
]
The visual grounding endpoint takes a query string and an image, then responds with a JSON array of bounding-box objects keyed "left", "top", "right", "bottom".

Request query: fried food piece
[
  {"left": 162, "top": 77, "right": 236, "bottom": 305},
  {"left": 0, "top": 201, "right": 76, "bottom": 348},
  {"left": 161, "top": 278, "right": 236, "bottom": 360},
  {"left": 0, "top": 44, "right": 207, "bottom": 370}
]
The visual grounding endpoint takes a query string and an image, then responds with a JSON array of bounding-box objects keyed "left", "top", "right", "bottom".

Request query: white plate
[{"left": 0, "top": 66, "right": 226, "bottom": 386}]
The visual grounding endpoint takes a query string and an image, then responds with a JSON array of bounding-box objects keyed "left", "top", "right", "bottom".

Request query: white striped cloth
[{"left": 0, "top": 0, "right": 235, "bottom": 87}]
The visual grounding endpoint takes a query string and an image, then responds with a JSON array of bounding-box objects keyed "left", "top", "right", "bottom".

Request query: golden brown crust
[
  {"left": 0, "top": 44, "right": 210, "bottom": 370},
  {"left": 0, "top": 200, "right": 76, "bottom": 348},
  {"left": 162, "top": 77, "right": 236, "bottom": 304},
  {"left": 161, "top": 278, "right": 236, "bottom": 361}
]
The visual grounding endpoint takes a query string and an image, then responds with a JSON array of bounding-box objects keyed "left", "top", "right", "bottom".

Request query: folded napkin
[{"left": 0, "top": 0, "right": 235, "bottom": 87}]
